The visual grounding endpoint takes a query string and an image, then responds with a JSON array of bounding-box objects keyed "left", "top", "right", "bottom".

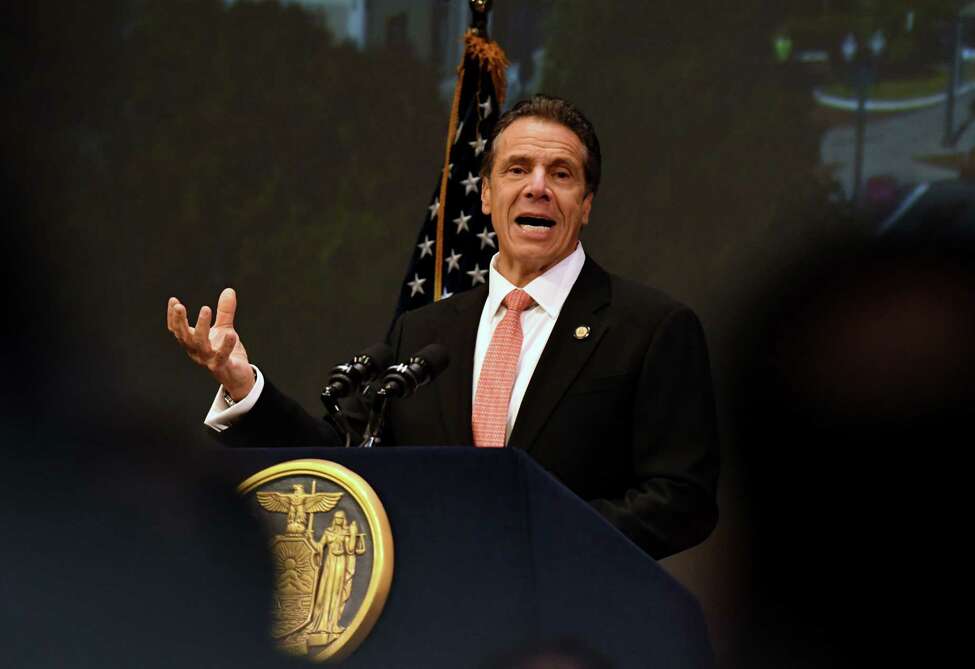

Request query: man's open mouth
[{"left": 515, "top": 215, "right": 555, "bottom": 230}]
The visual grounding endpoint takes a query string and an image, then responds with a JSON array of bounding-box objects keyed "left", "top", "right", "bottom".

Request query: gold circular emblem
[
  {"left": 238, "top": 459, "right": 393, "bottom": 663},
  {"left": 573, "top": 325, "right": 591, "bottom": 340}
]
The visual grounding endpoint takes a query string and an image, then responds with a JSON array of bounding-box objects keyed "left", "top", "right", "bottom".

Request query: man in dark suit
[{"left": 168, "top": 95, "right": 719, "bottom": 559}]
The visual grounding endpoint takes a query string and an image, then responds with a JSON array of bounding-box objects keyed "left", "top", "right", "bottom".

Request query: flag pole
[{"left": 433, "top": 0, "right": 506, "bottom": 301}]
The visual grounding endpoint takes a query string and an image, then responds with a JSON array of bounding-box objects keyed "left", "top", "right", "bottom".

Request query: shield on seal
[{"left": 269, "top": 534, "right": 321, "bottom": 638}]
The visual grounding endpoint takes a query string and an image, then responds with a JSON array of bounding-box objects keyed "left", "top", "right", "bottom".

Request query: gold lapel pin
[{"left": 573, "top": 325, "right": 591, "bottom": 340}]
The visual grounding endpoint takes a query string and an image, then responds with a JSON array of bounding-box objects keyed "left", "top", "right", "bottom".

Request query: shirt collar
[{"left": 486, "top": 243, "right": 586, "bottom": 319}]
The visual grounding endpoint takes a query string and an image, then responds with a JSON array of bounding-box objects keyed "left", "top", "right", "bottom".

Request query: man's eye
[
  {"left": 554, "top": 171, "right": 570, "bottom": 179},
  {"left": 509, "top": 166, "right": 526, "bottom": 175}
]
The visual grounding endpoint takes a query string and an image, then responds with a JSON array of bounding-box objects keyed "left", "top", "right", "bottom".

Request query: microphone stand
[
  {"left": 359, "top": 387, "right": 390, "bottom": 448},
  {"left": 320, "top": 388, "right": 355, "bottom": 448}
]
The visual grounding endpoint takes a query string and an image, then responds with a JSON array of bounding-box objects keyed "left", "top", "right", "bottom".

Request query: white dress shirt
[
  {"left": 473, "top": 243, "right": 586, "bottom": 441},
  {"left": 205, "top": 243, "right": 586, "bottom": 438},
  {"left": 205, "top": 366, "right": 265, "bottom": 431}
]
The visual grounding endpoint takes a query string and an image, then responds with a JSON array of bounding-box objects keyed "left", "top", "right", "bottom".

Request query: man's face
[{"left": 481, "top": 117, "right": 593, "bottom": 285}]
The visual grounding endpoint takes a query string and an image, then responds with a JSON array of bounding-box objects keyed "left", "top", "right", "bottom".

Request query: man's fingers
[
  {"left": 172, "top": 302, "right": 194, "bottom": 344},
  {"left": 214, "top": 288, "right": 237, "bottom": 328},
  {"left": 168, "top": 294, "right": 241, "bottom": 375},
  {"left": 166, "top": 297, "right": 178, "bottom": 333},
  {"left": 194, "top": 305, "right": 212, "bottom": 349},
  {"left": 213, "top": 330, "right": 237, "bottom": 366}
]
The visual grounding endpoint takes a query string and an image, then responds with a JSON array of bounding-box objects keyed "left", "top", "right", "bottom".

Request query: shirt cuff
[{"left": 204, "top": 366, "right": 265, "bottom": 432}]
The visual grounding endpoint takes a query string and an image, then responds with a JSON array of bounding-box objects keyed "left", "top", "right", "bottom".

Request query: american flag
[{"left": 394, "top": 30, "right": 508, "bottom": 317}]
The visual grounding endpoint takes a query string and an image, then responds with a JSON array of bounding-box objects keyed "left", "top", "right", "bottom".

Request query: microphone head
[
  {"left": 323, "top": 343, "right": 395, "bottom": 400},
  {"left": 378, "top": 343, "right": 451, "bottom": 399},
  {"left": 410, "top": 343, "right": 450, "bottom": 382},
  {"left": 356, "top": 342, "right": 394, "bottom": 372}
]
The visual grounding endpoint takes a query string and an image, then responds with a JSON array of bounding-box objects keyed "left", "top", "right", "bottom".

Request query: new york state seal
[{"left": 238, "top": 459, "right": 393, "bottom": 662}]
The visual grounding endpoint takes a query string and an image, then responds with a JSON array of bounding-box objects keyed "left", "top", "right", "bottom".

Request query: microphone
[
  {"left": 321, "top": 343, "right": 393, "bottom": 448},
  {"left": 321, "top": 343, "right": 394, "bottom": 401},
  {"left": 358, "top": 344, "right": 450, "bottom": 448},
  {"left": 377, "top": 344, "right": 450, "bottom": 399}
]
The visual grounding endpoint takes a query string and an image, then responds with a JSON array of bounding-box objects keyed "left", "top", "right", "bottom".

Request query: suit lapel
[
  {"left": 433, "top": 285, "right": 486, "bottom": 445},
  {"left": 508, "top": 257, "right": 612, "bottom": 453}
]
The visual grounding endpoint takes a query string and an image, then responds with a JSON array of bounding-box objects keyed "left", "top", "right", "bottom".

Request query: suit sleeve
[
  {"left": 212, "top": 377, "right": 344, "bottom": 447},
  {"left": 590, "top": 306, "right": 720, "bottom": 559}
]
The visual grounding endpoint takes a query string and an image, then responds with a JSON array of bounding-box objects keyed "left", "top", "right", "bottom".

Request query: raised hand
[{"left": 167, "top": 288, "right": 255, "bottom": 400}]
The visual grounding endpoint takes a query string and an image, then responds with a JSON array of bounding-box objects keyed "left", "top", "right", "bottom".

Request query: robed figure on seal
[{"left": 306, "top": 510, "right": 366, "bottom": 644}]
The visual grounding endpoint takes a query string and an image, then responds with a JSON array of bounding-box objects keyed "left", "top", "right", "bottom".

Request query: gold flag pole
[{"left": 433, "top": 0, "right": 506, "bottom": 300}]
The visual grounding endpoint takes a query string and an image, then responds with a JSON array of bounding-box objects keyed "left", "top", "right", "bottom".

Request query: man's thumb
[{"left": 215, "top": 287, "right": 237, "bottom": 327}]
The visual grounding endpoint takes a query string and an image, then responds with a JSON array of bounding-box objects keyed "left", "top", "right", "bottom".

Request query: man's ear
[
  {"left": 480, "top": 176, "right": 491, "bottom": 215},
  {"left": 581, "top": 192, "right": 593, "bottom": 226}
]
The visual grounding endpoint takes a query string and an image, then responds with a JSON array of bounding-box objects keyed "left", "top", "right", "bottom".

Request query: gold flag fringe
[{"left": 433, "top": 31, "right": 509, "bottom": 301}]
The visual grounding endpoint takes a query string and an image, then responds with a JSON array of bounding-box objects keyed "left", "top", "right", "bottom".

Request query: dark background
[{"left": 4, "top": 1, "right": 974, "bottom": 666}]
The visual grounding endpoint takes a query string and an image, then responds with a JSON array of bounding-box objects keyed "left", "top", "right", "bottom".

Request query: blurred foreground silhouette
[{"left": 732, "top": 221, "right": 975, "bottom": 666}]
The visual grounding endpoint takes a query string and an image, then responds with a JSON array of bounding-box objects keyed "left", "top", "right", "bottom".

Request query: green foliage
[
  {"left": 540, "top": 1, "right": 847, "bottom": 346},
  {"left": 779, "top": 0, "right": 960, "bottom": 70},
  {"left": 8, "top": 0, "right": 447, "bottom": 410}
]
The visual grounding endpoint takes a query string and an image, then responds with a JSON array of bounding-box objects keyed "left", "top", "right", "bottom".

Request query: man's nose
[{"left": 525, "top": 167, "right": 549, "bottom": 199}]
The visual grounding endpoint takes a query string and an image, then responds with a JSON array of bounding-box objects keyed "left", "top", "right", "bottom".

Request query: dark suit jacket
[{"left": 221, "top": 257, "right": 719, "bottom": 559}]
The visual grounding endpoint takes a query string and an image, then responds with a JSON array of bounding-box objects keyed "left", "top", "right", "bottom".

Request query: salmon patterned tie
[{"left": 472, "top": 288, "right": 536, "bottom": 447}]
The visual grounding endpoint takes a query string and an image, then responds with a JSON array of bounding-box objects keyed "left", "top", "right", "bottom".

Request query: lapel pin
[{"left": 573, "top": 325, "right": 591, "bottom": 340}]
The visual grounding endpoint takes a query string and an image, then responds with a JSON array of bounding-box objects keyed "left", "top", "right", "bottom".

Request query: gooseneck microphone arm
[
  {"left": 359, "top": 388, "right": 390, "bottom": 449},
  {"left": 359, "top": 343, "right": 450, "bottom": 448},
  {"left": 321, "top": 396, "right": 355, "bottom": 448}
]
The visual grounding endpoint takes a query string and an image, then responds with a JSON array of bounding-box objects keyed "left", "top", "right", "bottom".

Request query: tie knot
[{"left": 503, "top": 289, "right": 535, "bottom": 313}]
